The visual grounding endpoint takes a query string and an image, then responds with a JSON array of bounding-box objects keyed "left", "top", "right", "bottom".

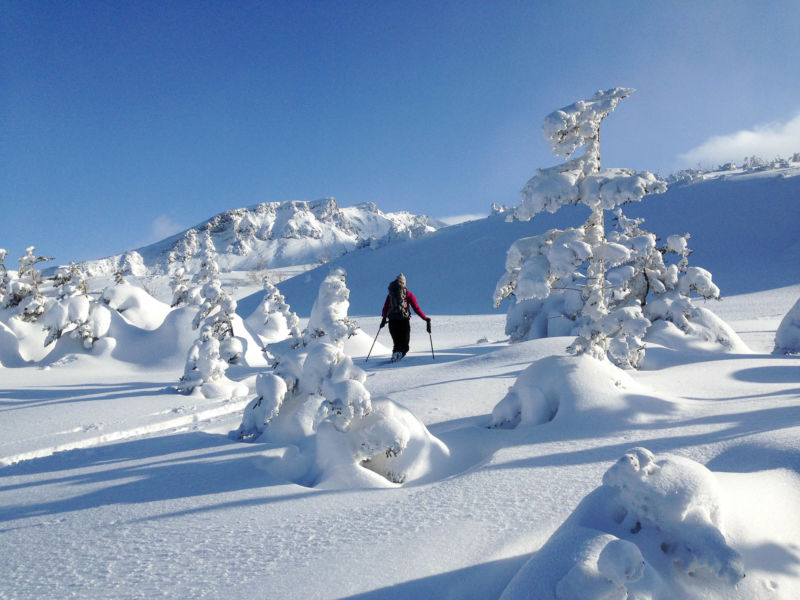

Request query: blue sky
[{"left": 2, "top": 1, "right": 800, "bottom": 264}]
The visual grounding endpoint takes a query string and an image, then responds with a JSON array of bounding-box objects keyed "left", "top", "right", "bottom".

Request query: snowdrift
[{"left": 501, "top": 447, "right": 800, "bottom": 600}]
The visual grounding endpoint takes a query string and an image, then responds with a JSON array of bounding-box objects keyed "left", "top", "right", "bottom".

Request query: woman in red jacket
[{"left": 380, "top": 273, "right": 431, "bottom": 362}]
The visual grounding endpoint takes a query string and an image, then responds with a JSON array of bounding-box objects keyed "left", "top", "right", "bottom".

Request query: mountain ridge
[{"left": 78, "top": 197, "right": 445, "bottom": 278}]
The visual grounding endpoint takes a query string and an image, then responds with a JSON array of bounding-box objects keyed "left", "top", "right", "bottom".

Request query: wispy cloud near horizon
[
  {"left": 149, "top": 215, "right": 186, "bottom": 243},
  {"left": 438, "top": 213, "right": 487, "bottom": 225},
  {"left": 679, "top": 113, "right": 800, "bottom": 168}
]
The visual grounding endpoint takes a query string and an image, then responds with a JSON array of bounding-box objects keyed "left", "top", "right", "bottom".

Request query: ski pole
[
  {"left": 429, "top": 331, "right": 435, "bottom": 360},
  {"left": 366, "top": 326, "right": 382, "bottom": 362}
]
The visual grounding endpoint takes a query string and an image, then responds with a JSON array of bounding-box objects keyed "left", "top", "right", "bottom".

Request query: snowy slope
[
  {"left": 626, "top": 165, "right": 800, "bottom": 294},
  {"left": 2, "top": 294, "right": 800, "bottom": 599},
  {"left": 236, "top": 166, "right": 800, "bottom": 319}
]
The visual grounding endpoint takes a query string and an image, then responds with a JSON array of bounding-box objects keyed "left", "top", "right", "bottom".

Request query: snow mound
[
  {"left": 0, "top": 320, "right": 23, "bottom": 367},
  {"left": 500, "top": 448, "right": 747, "bottom": 600},
  {"left": 315, "top": 397, "right": 451, "bottom": 488},
  {"left": 774, "top": 296, "right": 800, "bottom": 354},
  {"left": 101, "top": 281, "right": 172, "bottom": 330},
  {"left": 490, "top": 354, "right": 667, "bottom": 430}
]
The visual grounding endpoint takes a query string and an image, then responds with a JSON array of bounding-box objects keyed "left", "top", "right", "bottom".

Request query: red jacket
[{"left": 382, "top": 290, "right": 428, "bottom": 320}]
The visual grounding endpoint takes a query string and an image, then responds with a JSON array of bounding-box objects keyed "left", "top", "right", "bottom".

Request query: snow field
[{"left": 3, "top": 294, "right": 800, "bottom": 598}]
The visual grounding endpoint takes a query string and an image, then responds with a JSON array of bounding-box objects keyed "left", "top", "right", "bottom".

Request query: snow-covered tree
[
  {"left": 168, "top": 228, "right": 200, "bottom": 265},
  {"left": 774, "top": 296, "right": 800, "bottom": 354},
  {"left": 253, "top": 276, "right": 301, "bottom": 346},
  {"left": 234, "top": 268, "right": 448, "bottom": 487},
  {"left": 186, "top": 230, "right": 242, "bottom": 362},
  {"left": 53, "top": 262, "right": 88, "bottom": 299},
  {"left": 178, "top": 324, "right": 230, "bottom": 393},
  {"left": 301, "top": 267, "right": 358, "bottom": 347},
  {"left": 193, "top": 229, "right": 220, "bottom": 285},
  {"left": 495, "top": 88, "right": 735, "bottom": 368},
  {"left": 43, "top": 262, "right": 111, "bottom": 349},
  {"left": 0, "top": 249, "right": 8, "bottom": 306},
  {"left": 178, "top": 230, "right": 244, "bottom": 394},
  {"left": 169, "top": 266, "right": 192, "bottom": 308},
  {"left": 5, "top": 246, "right": 53, "bottom": 321},
  {"left": 236, "top": 268, "right": 362, "bottom": 439}
]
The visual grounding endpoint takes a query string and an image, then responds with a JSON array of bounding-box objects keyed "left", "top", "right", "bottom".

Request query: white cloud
[
  {"left": 150, "top": 215, "right": 185, "bottom": 241},
  {"left": 438, "top": 213, "right": 487, "bottom": 225},
  {"left": 679, "top": 113, "right": 800, "bottom": 168}
]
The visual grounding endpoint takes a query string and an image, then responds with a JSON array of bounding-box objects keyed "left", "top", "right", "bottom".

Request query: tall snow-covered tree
[
  {"left": 495, "top": 88, "right": 736, "bottom": 368},
  {"left": 301, "top": 267, "right": 358, "bottom": 347},
  {"left": 179, "top": 229, "right": 242, "bottom": 393}
]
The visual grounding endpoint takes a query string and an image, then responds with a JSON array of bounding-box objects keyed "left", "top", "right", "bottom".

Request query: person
[{"left": 380, "top": 273, "right": 431, "bottom": 362}]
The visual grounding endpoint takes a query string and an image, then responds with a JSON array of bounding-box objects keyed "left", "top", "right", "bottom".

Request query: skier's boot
[{"left": 391, "top": 351, "right": 403, "bottom": 362}]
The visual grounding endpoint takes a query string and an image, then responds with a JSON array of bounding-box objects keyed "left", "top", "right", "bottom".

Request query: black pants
[{"left": 388, "top": 318, "right": 411, "bottom": 356}]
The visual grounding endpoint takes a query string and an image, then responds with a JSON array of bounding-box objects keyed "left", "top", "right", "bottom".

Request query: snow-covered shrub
[
  {"left": 101, "top": 278, "right": 172, "bottom": 331},
  {"left": 235, "top": 269, "right": 361, "bottom": 438},
  {"left": 0, "top": 249, "right": 8, "bottom": 306},
  {"left": 253, "top": 277, "right": 301, "bottom": 345},
  {"left": 169, "top": 266, "right": 193, "bottom": 308},
  {"left": 490, "top": 353, "right": 643, "bottom": 430},
  {"left": 42, "top": 261, "right": 114, "bottom": 350},
  {"left": 237, "top": 373, "right": 289, "bottom": 438},
  {"left": 233, "top": 269, "right": 448, "bottom": 487},
  {"left": 53, "top": 262, "right": 88, "bottom": 299},
  {"left": 774, "top": 296, "right": 800, "bottom": 354},
  {"left": 496, "top": 89, "right": 737, "bottom": 368},
  {"left": 4, "top": 247, "right": 53, "bottom": 321},
  {"left": 179, "top": 324, "right": 230, "bottom": 394},
  {"left": 43, "top": 296, "right": 112, "bottom": 350},
  {"left": 302, "top": 268, "right": 358, "bottom": 345},
  {"left": 193, "top": 229, "right": 220, "bottom": 285},
  {"left": 71, "top": 303, "right": 112, "bottom": 350},
  {"left": 500, "top": 447, "right": 745, "bottom": 600}
]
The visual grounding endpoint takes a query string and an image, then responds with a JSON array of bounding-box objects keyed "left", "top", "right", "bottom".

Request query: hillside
[{"left": 238, "top": 164, "right": 800, "bottom": 318}]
